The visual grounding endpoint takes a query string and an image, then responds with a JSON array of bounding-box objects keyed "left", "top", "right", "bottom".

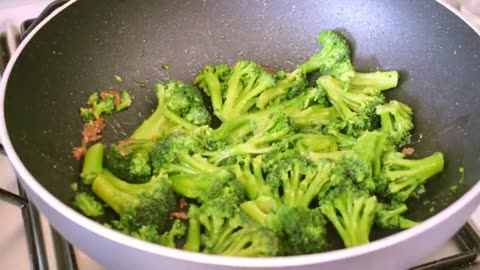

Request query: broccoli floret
[
  {"left": 90, "top": 92, "right": 116, "bottom": 119},
  {"left": 253, "top": 86, "right": 337, "bottom": 128},
  {"left": 194, "top": 64, "right": 230, "bottom": 117},
  {"left": 336, "top": 131, "right": 388, "bottom": 193},
  {"left": 383, "top": 151, "right": 444, "bottom": 201},
  {"left": 375, "top": 202, "right": 418, "bottom": 229},
  {"left": 350, "top": 71, "right": 399, "bottom": 91},
  {"left": 159, "top": 219, "right": 187, "bottom": 248},
  {"left": 150, "top": 132, "right": 217, "bottom": 174},
  {"left": 80, "top": 143, "right": 104, "bottom": 184},
  {"left": 73, "top": 192, "right": 104, "bottom": 217},
  {"left": 266, "top": 156, "right": 334, "bottom": 208},
  {"left": 116, "top": 90, "right": 132, "bottom": 111},
  {"left": 319, "top": 75, "right": 385, "bottom": 137},
  {"left": 256, "top": 68, "right": 307, "bottom": 109},
  {"left": 376, "top": 100, "right": 414, "bottom": 146},
  {"left": 195, "top": 60, "right": 275, "bottom": 122},
  {"left": 299, "top": 30, "right": 355, "bottom": 85},
  {"left": 92, "top": 170, "right": 176, "bottom": 234},
  {"left": 267, "top": 206, "right": 327, "bottom": 255},
  {"left": 80, "top": 107, "right": 95, "bottom": 123},
  {"left": 131, "top": 81, "right": 210, "bottom": 140},
  {"left": 104, "top": 139, "right": 154, "bottom": 184},
  {"left": 186, "top": 199, "right": 278, "bottom": 257},
  {"left": 204, "top": 113, "right": 295, "bottom": 165},
  {"left": 292, "top": 133, "right": 338, "bottom": 155},
  {"left": 320, "top": 183, "right": 378, "bottom": 248},
  {"left": 169, "top": 169, "right": 245, "bottom": 203}
]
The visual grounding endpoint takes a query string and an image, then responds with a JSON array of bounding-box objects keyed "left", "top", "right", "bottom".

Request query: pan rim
[{"left": 1, "top": 0, "right": 479, "bottom": 267}]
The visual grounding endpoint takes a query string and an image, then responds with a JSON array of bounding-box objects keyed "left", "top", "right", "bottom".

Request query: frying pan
[{"left": 1, "top": 0, "right": 480, "bottom": 269}]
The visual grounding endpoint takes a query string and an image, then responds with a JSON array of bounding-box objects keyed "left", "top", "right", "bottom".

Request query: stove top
[{"left": 0, "top": 1, "right": 479, "bottom": 270}]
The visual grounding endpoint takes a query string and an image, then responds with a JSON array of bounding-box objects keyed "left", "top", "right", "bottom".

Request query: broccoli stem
[
  {"left": 91, "top": 170, "right": 136, "bottom": 215},
  {"left": 387, "top": 152, "right": 444, "bottom": 189},
  {"left": 319, "top": 76, "right": 355, "bottom": 120},
  {"left": 193, "top": 68, "right": 224, "bottom": 114},
  {"left": 218, "top": 230, "right": 255, "bottom": 257},
  {"left": 290, "top": 106, "right": 339, "bottom": 127},
  {"left": 308, "top": 150, "right": 348, "bottom": 161},
  {"left": 80, "top": 143, "right": 104, "bottom": 185},
  {"left": 184, "top": 218, "right": 201, "bottom": 252},
  {"left": 234, "top": 157, "right": 266, "bottom": 199},
  {"left": 256, "top": 69, "right": 303, "bottom": 109},
  {"left": 351, "top": 71, "right": 399, "bottom": 91},
  {"left": 234, "top": 75, "right": 275, "bottom": 114},
  {"left": 240, "top": 201, "right": 268, "bottom": 225}
]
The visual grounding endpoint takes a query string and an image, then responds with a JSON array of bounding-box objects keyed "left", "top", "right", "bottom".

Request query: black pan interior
[{"left": 4, "top": 0, "right": 480, "bottom": 239}]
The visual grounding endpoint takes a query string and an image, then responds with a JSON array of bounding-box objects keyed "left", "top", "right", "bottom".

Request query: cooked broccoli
[
  {"left": 104, "top": 139, "right": 154, "bottom": 183},
  {"left": 267, "top": 206, "right": 327, "bottom": 255},
  {"left": 80, "top": 107, "right": 95, "bottom": 123},
  {"left": 159, "top": 219, "right": 187, "bottom": 248},
  {"left": 376, "top": 100, "right": 414, "bottom": 146},
  {"left": 150, "top": 132, "right": 217, "bottom": 174},
  {"left": 319, "top": 75, "right": 385, "bottom": 137},
  {"left": 131, "top": 81, "right": 210, "bottom": 140},
  {"left": 195, "top": 60, "right": 275, "bottom": 122},
  {"left": 185, "top": 199, "right": 278, "bottom": 257},
  {"left": 169, "top": 169, "right": 245, "bottom": 203},
  {"left": 92, "top": 170, "right": 176, "bottom": 234},
  {"left": 88, "top": 92, "right": 116, "bottom": 119},
  {"left": 375, "top": 202, "right": 418, "bottom": 229},
  {"left": 203, "top": 113, "right": 295, "bottom": 165},
  {"left": 350, "top": 70, "right": 399, "bottom": 91},
  {"left": 194, "top": 64, "right": 230, "bottom": 117},
  {"left": 336, "top": 131, "right": 388, "bottom": 193},
  {"left": 80, "top": 143, "right": 104, "bottom": 184},
  {"left": 73, "top": 192, "right": 104, "bottom": 217},
  {"left": 116, "top": 90, "right": 132, "bottom": 111},
  {"left": 256, "top": 68, "right": 307, "bottom": 109},
  {"left": 299, "top": 30, "right": 355, "bottom": 85},
  {"left": 382, "top": 151, "right": 444, "bottom": 201},
  {"left": 320, "top": 183, "right": 378, "bottom": 247}
]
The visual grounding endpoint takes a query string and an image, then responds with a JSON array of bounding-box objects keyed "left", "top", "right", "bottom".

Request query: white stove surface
[{"left": 0, "top": 1, "right": 479, "bottom": 270}]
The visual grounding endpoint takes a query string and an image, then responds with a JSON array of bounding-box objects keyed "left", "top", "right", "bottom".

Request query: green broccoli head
[
  {"left": 116, "top": 90, "right": 132, "bottom": 111},
  {"left": 104, "top": 139, "right": 154, "bottom": 183},
  {"left": 265, "top": 156, "right": 333, "bottom": 208},
  {"left": 150, "top": 132, "right": 218, "bottom": 174},
  {"left": 92, "top": 170, "right": 176, "bottom": 234},
  {"left": 194, "top": 64, "right": 231, "bottom": 115},
  {"left": 336, "top": 131, "right": 388, "bottom": 193},
  {"left": 375, "top": 202, "right": 418, "bottom": 230},
  {"left": 159, "top": 219, "right": 187, "bottom": 248},
  {"left": 73, "top": 192, "right": 104, "bottom": 217},
  {"left": 187, "top": 198, "right": 279, "bottom": 257},
  {"left": 382, "top": 151, "right": 444, "bottom": 201},
  {"left": 299, "top": 30, "right": 355, "bottom": 85},
  {"left": 320, "top": 183, "right": 378, "bottom": 248},
  {"left": 376, "top": 100, "right": 414, "bottom": 146},
  {"left": 164, "top": 80, "right": 210, "bottom": 126},
  {"left": 267, "top": 206, "right": 327, "bottom": 255},
  {"left": 319, "top": 75, "right": 385, "bottom": 137},
  {"left": 131, "top": 82, "right": 210, "bottom": 140}
]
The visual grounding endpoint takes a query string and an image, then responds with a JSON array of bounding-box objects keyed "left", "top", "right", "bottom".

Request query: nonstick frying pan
[{"left": 1, "top": 0, "right": 480, "bottom": 269}]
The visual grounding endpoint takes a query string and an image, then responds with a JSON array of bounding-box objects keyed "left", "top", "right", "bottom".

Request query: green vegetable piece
[{"left": 73, "top": 192, "right": 104, "bottom": 217}]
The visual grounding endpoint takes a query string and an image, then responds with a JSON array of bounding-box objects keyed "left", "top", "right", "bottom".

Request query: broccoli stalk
[
  {"left": 350, "top": 71, "right": 399, "bottom": 91},
  {"left": 375, "top": 202, "right": 418, "bottom": 229},
  {"left": 321, "top": 184, "right": 378, "bottom": 247},
  {"left": 194, "top": 64, "right": 230, "bottom": 117},
  {"left": 383, "top": 151, "right": 445, "bottom": 201},
  {"left": 92, "top": 169, "right": 176, "bottom": 234},
  {"left": 319, "top": 75, "right": 385, "bottom": 136},
  {"left": 184, "top": 208, "right": 201, "bottom": 252},
  {"left": 376, "top": 100, "right": 414, "bottom": 146},
  {"left": 80, "top": 143, "right": 104, "bottom": 184},
  {"left": 131, "top": 81, "right": 210, "bottom": 140}
]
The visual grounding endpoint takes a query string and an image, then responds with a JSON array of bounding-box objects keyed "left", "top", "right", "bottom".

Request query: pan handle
[{"left": 21, "top": 0, "right": 70, "bottom": 40}]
